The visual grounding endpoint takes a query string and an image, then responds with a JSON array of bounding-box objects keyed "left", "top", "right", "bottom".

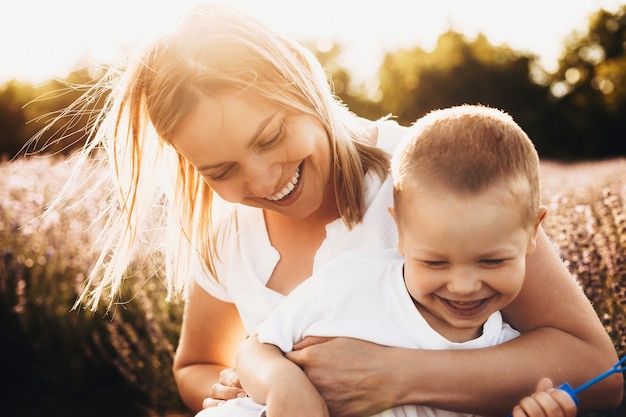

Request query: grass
[{"left": 1, "top": 155, "right": 625, "bottom": 416}]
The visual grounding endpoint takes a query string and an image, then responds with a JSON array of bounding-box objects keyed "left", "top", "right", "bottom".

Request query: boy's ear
[
  {"left": 388, "top": 206, "right": 404, "bottom": 255},
  {"left": 388, "top": 206, "right": 397, "bottom": 222},
  {"left": 527, "top": 205, "right": 548, "bottom": 255},
  {"left": 535, "top": 205, "right": 548, "bottom": 232}
]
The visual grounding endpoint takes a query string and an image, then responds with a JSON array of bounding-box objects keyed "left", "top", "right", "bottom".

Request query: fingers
[
  {"left": 219, "top": 367, "right": 242, "bottom": 388},
  {"left": 291, "top": 336, "right": 334, "bottom": 350},
  {"left": 513, "top": 384, "right": 578, "bottom": 417},
  {"left": 550, "top": 389, "right": 578, "bottom": 417},
  {"left": 535, "top": 377, "right": 554, "bottom": 393},
  {"left": 287, "top": 337, "right": 336, "bottom": 368},
  {"left": 202, "top": 397, "right": 225, "bottom": 409},
  {"left": 203, "top": 388, "right": 247, "bottom": 408},
  {"left": 519, "top": 391, "right": 562, "bottom": 416},
  {"left": 201, "top": 368, "right": 246, "bottom": 408}
]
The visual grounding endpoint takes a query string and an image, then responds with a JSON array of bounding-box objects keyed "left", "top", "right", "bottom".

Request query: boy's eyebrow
[{"left": 196, "top": 112, "right": 278, "bottom": 171}]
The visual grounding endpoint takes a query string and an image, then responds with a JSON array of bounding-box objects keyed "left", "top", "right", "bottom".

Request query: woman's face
[{"left": 169, "top": 93, "right": 334, "bottom": 220}]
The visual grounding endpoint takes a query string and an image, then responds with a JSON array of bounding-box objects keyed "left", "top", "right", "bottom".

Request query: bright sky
[{"left": 1, "top": 0, "right": 624, "bottom": 84}]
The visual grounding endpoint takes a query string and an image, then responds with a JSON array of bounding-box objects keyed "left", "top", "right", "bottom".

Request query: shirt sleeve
[{"left": 256, "top": 274, "right": 326, "bottom": 352}]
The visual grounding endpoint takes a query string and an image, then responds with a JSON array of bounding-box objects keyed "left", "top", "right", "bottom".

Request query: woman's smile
[{"left": 266, "top": 163, "right": 302, "bottom": 201}]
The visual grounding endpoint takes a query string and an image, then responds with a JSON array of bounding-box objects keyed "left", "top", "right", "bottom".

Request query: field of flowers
[{"left": 1, "top": 155, "right": 625, "bottom": 416}]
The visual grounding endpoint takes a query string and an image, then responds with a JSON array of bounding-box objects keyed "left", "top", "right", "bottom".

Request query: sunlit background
[{"left": 2, "top": 0, "right": 625, "bottom": 84}]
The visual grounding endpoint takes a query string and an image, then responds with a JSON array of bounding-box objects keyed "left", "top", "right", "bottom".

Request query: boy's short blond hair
[{"left": 391, "top": 104, "right": 541, "bottom": 226}]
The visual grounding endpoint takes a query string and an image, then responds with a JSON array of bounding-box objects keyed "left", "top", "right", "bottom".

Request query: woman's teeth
[{"left": 267, "top": 166, "right": 301, "bottom": 201}]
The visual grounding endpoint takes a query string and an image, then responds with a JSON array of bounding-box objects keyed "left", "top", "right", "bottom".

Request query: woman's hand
[
  {"left": 201, "top": 368, "right": 247, "bottom": 408},
  {"left": 286, "top": 337, "right": 396, "bottom": 417}
]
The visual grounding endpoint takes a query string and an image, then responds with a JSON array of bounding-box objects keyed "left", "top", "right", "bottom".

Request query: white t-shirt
[
  {"left": 195, "top": 120, "right": 407, "bottom": 334},
  {"left": 256, "top": 248, "right": 520, "bottom": 417},
  {"left": 195, "top": 249, "right": 520, "bottom": 417}
]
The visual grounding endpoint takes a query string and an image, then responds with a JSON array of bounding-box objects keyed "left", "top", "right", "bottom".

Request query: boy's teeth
[{"left": 267, "top": 166, "right": 300, "bottom": 201}]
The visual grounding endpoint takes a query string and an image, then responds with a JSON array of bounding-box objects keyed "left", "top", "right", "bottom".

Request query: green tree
[
  {"left": 0, "top": 80, "right": 33, "bottom": 159},
  {"left": 376, "top": 31, "right": 559, "bottom": 157},
  {"left": 21, "top": 67, "right": 109, "bottom": 157},
  {"left": 0, "top": 66, "right": 108, "bottom": 159},
  {"left": 550, "top": 5, "right": 626, "bottom": 158}
]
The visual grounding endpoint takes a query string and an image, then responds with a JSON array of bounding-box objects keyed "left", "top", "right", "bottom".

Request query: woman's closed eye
[
  {"left": 258, "top": 123, "right": 284, "bottom": 149},
  {"left": 205, "top": 165, "right": 236, "bottom": 182}
]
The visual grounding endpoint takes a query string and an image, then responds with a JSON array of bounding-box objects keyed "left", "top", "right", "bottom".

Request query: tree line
[{"left": 1, "top": 5, "right": 625, "bottom": 161}]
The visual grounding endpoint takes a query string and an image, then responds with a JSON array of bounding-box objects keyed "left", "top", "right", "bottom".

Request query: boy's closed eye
[
  {"left": 479, "top": 259, "right": 506, "bottom": 267},
  {"left": 420, "top": 260, "right": 448, "bottom": 269}
]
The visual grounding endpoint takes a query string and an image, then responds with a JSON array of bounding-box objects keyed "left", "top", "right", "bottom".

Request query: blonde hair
[
  {"left": 66, "top": 5, "right": 389, "bottom": 311},
  {"left": 391, "top": 104, "right": 541, "bottom": 225}
]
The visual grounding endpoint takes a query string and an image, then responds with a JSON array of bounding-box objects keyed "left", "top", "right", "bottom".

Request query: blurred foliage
[
  {"left": 546, "top": 7, "right": 626, "bottom": 158},
  {"left": 1, "top": 6, "right": 625, "bottom": 161},
  {"left": 0, "top": 66, "right": 108, "bottom": 159},
  {"left": 331, "top": 5, "right": 625, "bottom": 160},
  {"left": 374, "top": 31, "right": 558, "bottom": 159},
  {"left": 0, "top": 157, "right": 187, "bottom": 417}
]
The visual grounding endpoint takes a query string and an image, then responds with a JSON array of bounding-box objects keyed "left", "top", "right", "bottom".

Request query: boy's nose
[{"left": 447, "top": 269, "right": 481, "bottom": 295}]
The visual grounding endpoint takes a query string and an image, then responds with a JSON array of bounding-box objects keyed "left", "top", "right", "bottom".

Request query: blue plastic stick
[
  {"left": 571, "top": 355, "right": 626, "bottom": 394},
  {"left": 507, "top": 356, "right": 626, "bottom": 417}
]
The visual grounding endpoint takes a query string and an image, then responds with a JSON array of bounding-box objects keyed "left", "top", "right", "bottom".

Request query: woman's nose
[{"left": 244, "top": 163, "right": 281, "bottom": 198}]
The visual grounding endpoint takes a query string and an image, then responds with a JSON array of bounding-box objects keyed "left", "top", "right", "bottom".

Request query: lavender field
[{"left": 1, "top": 156, "right": 625, "bottom": 416}]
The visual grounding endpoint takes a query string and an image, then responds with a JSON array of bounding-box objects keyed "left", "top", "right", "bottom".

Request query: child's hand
[{"left": 511, "top": 378, "right": 578, "bottom": 417}]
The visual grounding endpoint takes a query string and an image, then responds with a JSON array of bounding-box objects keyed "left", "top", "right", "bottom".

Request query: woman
[{"left": 69, "top": 5, "right": 621, "bottom": 416}]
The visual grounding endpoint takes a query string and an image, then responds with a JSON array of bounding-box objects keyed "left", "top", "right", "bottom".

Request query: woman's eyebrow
[{"left": 196, "top": 112, "right": 278, "bottom": 171}]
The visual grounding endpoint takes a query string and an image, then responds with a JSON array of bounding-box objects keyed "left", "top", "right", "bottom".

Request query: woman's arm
[
  {"left": 286, "top": 228, "right": 623, "bottom": 416},
  {"left": 172, "top": 282, "right": 247, "bottom": 412},
  {"left": 237, "top": 336, "right": 329, "bottom": 417},
  {"left": 500, "top": 229, "right": 622, "bottom": 408}
]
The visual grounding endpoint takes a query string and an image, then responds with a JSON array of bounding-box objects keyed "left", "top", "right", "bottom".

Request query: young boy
[{"left": 198, "top": 105, "right": 577, "bottom": 417}]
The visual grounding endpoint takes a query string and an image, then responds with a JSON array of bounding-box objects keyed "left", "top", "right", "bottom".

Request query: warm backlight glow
[{"left": 1, "top": 0, "right": 624, "bottom": 83}]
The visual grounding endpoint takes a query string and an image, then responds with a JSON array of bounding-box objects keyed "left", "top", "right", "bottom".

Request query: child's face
[{"left": 390, "top": 182, "right": 540, "bottom": 342}]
